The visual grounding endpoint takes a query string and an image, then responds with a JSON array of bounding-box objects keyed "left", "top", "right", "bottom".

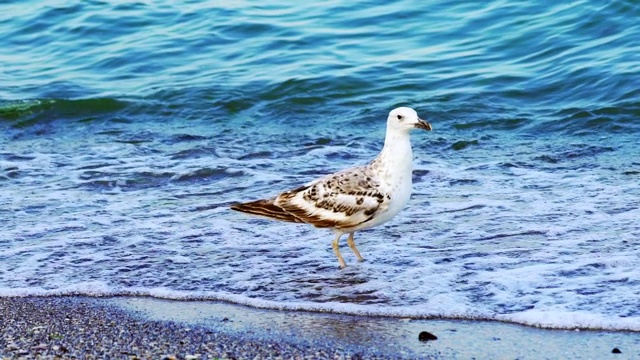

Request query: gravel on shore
[{"left": 0, "top": 296, "right": 396, "bottom": 360}]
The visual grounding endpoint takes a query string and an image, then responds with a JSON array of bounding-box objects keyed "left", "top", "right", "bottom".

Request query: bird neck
[{"left": 377, "top": 127, "right": 413, "bottom": 174}]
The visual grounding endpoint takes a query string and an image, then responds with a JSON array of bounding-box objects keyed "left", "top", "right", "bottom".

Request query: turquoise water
[{"left": 1, "top": 1, "right": 639, "bottom": 330}]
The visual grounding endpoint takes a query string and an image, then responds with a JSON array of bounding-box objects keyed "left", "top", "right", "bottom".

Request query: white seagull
[{"left": 231, "top": 107, "right": 432, "bottom": 269}]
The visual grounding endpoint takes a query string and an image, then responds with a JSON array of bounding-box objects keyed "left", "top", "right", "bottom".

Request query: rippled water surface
[{"left": 1, "top": 0, "right": 639, "bottom": 330}]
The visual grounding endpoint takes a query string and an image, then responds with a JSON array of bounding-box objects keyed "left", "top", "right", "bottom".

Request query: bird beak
[{"left": 415, "top": 118, "right": 432, "bottom": 131}]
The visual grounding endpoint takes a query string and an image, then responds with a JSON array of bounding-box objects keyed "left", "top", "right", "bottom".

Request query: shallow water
[{"left": 1, "top": 0, "right": 639, "bottom": 330}]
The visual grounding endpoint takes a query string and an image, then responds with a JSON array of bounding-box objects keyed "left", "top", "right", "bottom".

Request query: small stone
[
  {"left": 612, "top": 348, "right": 622, "bottom": 354},
  {"left": 418, "top": 331, "right": 438, "bottom": 341},
  {"left": 17, "top": 349, "right": 30, "bottom": 356},
  {"left": 31, "top": 343, "right": 48, "bottom": 351},
  {"left": 49, "top": 332, "right": 64, "bottom": 340}
]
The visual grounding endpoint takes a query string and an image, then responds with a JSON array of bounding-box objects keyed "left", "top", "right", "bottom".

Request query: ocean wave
[{"left": 0, "top": 98, "right": 128, "bottom": 127}]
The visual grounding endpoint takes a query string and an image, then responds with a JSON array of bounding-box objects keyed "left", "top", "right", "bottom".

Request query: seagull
[{"left": 230, "top": 107, "right": 432, "bottom": 269}]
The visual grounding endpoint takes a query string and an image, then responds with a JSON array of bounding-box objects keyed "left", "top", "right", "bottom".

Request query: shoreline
[{"left": 1, "top": 296, "right": 638, "bottom": 359}]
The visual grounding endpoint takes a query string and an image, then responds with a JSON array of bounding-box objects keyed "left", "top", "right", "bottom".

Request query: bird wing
[
  {"left": 230, "top": 198, "right": 306, "bottom": 223},
  {"left": 274, "top": 166, "right": 390, "bottom": 229}
]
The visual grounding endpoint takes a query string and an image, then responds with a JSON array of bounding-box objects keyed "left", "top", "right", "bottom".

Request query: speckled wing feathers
[
  {"left": 273, "top": 166, "right": 390, "bottom": 229},
  {"left": 230, "top": 166, "right": 389, "bottom": 229}
]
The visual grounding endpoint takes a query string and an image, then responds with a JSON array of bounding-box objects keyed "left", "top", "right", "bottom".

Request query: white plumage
[{"left": 231, "top": 107, "right": 432, "bottom": 268}]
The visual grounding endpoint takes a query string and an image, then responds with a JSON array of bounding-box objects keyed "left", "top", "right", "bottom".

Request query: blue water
[{"left": 1, "top": 0, "right": 639, "bottom": 331}]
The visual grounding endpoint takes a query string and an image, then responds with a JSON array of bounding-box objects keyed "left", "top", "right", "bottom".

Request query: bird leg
[
  {"left": 346, "top": 232, "right": 364, "bottom": 262},
  {"left": 332, "top": 233, "right": 347, "bottom": 269}
]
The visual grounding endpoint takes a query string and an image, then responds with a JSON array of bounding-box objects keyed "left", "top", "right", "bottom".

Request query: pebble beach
[{"left": 0, "top": 297, "right": 357, "bottom": 360}]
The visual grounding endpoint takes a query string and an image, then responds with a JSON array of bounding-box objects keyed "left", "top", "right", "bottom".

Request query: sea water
[{"left": 1, "top": 0, "right": 639, "bottom": 331}]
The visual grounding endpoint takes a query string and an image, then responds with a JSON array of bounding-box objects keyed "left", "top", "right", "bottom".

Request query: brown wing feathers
[
  {"left": 230, "top": 199, "right": 304, "bottom": 223},
  {"left": 275, "top": 190, "right": 342, "bottom": 228}
]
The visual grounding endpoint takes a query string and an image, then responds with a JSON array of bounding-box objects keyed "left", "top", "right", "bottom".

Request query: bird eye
[{"left": 397, "top": 115, "right": 403, "bottom": 120}]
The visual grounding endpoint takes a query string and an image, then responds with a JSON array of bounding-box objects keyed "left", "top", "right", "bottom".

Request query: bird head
[{"left": 387, "top": 107, "right": 432, "bottom": 132}]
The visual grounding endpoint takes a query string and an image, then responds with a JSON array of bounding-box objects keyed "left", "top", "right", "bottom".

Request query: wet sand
[{"left": 1, "top": 296, "right": 638, "bottom": 359}]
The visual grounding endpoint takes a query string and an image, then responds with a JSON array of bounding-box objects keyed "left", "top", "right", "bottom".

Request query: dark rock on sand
[{"left": 418, "top": 331, "right": 438, "bottom": 341}]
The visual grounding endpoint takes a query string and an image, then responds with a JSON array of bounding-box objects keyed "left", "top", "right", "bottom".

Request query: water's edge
[{"left": 4, "top": 293, "right": 639, "bottom": 333}]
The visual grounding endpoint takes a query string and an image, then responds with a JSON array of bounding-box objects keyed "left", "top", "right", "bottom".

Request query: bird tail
[{"left": 230, "top": 198, "right": 304, "bottom": 223}]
